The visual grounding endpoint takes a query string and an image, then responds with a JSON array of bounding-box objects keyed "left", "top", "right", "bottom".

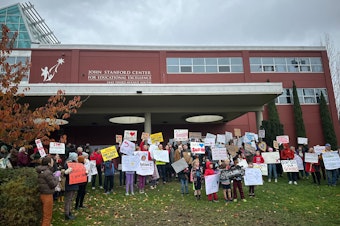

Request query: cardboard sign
[
  {"left": 244, "top": 168, "right": 263, "bottom": 186},
  {"left": 258, "top": 130, "right": 265, "bottom": 138},
  {"left": 276, "top": 135, "right": 289, "bottom": 144},
  {"left": 35, "top": 139, "right": 46, "bottom": 158},
  {"left": 116, "top": 135, "right": 122, "bottom": 144},
  {"left": 122, "top": 155, "right": 139, "bottom": 172},
  {"left": 171, "top": 158, "right": 189, "bottom": 173},
  {"left": 205, "top": 174, "right": 220, "bottom": 195},
  {"left": 124, "top": 130, "right": 137, "bottom": 141},
  {"left": 234, "top": 128, "right": 241, "bottom": 137},
  {"left": 141, "top": 132, "right": 149, "bottom": 141},
  {"left": 101, "top": 146, "right": 119, "bottom": 161},
  {"left": 174, "top": 129, "right": 188, "bottom": 141},
  {"left": 281, "top": 160, "right": 299, "bottom": 172},
  {"left": 262, "top": 152, "right": 280, "bottom": 164},
  {"left": 190, "top": 142, "right": 205, "bottom": 154},
  {"left": 49, "top": 142, "right": 65, "bottom": 154},
  {"left": 226, "top": 145, "right": 239, "bottom": 157},
  {"left": 304, "top": 153, "right": 318, "bottom": 163},
  {"left": 68, "top": 162, "right": 87, "bottom": 185},
  {"left": 253, "top": 163, "right": 268, "bottom": 176},
  {"left": 258, "top": 141, "right": 267, "bottom": 152},
  {"left": 322, "top": 152, "right": 340, "bottom": 170},
  {"left": 150, "top": 132, "right": 164, "bottom": 144},
  {"left": 313, "top": 146, "right": 325, "bottom": 155},
  {"left": 153, "top": 150, "right": 169, "bottom": 163},
  {"left": 212, "top": 147, "right": 228, "bottom": 161},
  {"left": 206, "top": 133, "right": 217, "bottom": 139},
  {"left": 120, "top": 140, "right": 136, "bottom": 156},
  {"left": 189, "top": 132, "right": 202, "bottom": 139},
  {"left": 297, "top": 137, "right": 308, "bottom": 145}
]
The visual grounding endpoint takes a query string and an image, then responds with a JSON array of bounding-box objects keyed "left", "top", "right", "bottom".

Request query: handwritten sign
[
  {"left": 253, "top": 163, "right": 268, "bottom": 176},
  {"left": 49, "top": 142, "right": 65, "bottom": 154},
  {"left": 124, "top": 130, "right": 137, "bottom": 141},
  {"left": 189, "top": 132, "right": 202, "bottom": 139},
  {"left": 137, "top": 160, "right": 154, "bottom": 176},
  {"left": 244, "top": 132, "right": 256, "bottom": 143},
  {"left": 100, "top": 146, "right": 119, "bottom": 161},
  {"left": 262, "top": 152, "right": 280, "bottom": 164},
  {"left": 238, "top": 159, "right": 248, "bottom": 169},
  {"left": 225, "top": 131, "right": 233, "bottom": 142},
  {"left": 322, "top": 152, "right": 340, "bottom": 170},
  {"left": 216, "top": 134, "right": 226, "bottom": 144},
  {"left": 190, "top": 142, "right": 205, "bottom": 154},
  {"left": 120, "top": 140, "right": 136, "bottom": 156},
  {"left": 122, "top": 155, "right": 139, "bottom": 172},
  {"left": 304, "top": 153, "right": 318, "bottom": 163},
  {"left": 297, "top": 137, "right": 308, "bottom": 145},
  {"left": 258, "top": 141, "right": 267, "bottom": 152},
  {"left": 281, "top": 160, "right": 299, "bottom": 172},
  {"left": 204, "top": 137, "right": 215, "bottom": 146},
  {"left": 244, "top": 168, "right": 263, "bottom": 186},
  {"left": 174, "top": 129, "right": 188, "bottom": 141},
  {"left": 212, "top": 147, "right": 228, "bottom": 161},
  {"left": 153, "top": 150, "right": 169, "bottom": 163},
  {"left": 68, "top": 162, "right": 87, "bottom": 185},
  {"left": 226, "top": 145, "right": 239, "bottom": 157},
  {"left": 205, "top": 174, "right": 220, "bottom": 195},
  {"left": 258, "top": 130, "right": 265, "bottom": 138},
  {"left": 115, "top": 135, "right": 122, "bottom": 143},
  {"left": 276, "top": 135, "right": 289, "bottom": 144},
  {"left": 141, "top": 132, "right": 149, "bottom": 141},
  {"left": 171, "top": 158, "right": 189, "bottom": 173},
  {"left": 234, "top": 128, "right": 241, "bottom": 137},
  {"left": 313, "top": 146, "right": 325, "bottom": 155},
  {"left": 150, "top": 132, "right": 164, "bottom": 144},
  {"left": 35, "top": 139, "right": 46, "bottom": 158},
  {"left": 294, "top": 154, "right": 304, "bottom": 170},
  {"left": 88, "top": 160, "right": 98, "bottom": 175}
]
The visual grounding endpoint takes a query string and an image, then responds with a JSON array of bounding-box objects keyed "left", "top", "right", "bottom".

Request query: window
[
  {"left": 276, "top": 88, "right": 328, "bottom": 104},
  {"left": 166, "top": 57, "right": 243, "bottom": 73},
  {"left": 250, "top": 57, "right": 323, "bottom": 73},
  {"left": 0, "top": 54, "right": 30, "bottom": 82}
]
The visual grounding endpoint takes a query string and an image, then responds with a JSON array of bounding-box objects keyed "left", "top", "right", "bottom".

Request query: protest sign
[
  {"left": 258, "top": 130, "right": 265, "bottom": 138},
  {"left": 190, "top": 142, "right": 205, "bottom": 154},
  {"left": 174, "top": 129, "right": 188, "bottom": 141},
  {"left": 273, "top": 140, "right": 279, "bottom": 149},
  {"left": 322, "top": 152, "right": 340, "bottom": 170},
  {"left": 238, "top": 159, "right": 248, "bottom": 169},
  {"left": 225, "top": 131, "right": 233, "bottom": 142},
  {"left": 253, "top": 163, "right": 268, "bottom": 176},
  {"left": 226, "top": 145, "right": 239, "bottom": 157},
  {"left": 153, "top": 150, "right": 169, "bottom": 163},
  {"left": 294, "top": 155, "right": 304, "bottom": 170},
  {"left": 141, "top": 132, "right": 149, "bottom": 141},
  {"left": 116, "top": 135, "right": 122, "bottom": 144},
  {"left": 281, "top": 160, "right": 299, "bottom": 172},
  {"left": 297, "top": 137, "right": 308, "bottom": 145},
  {"left": 189, "top": 132, "right": 202, "bottom": 139},
  {"left": 122, "top": 155, "right": 140, "bottom": 172},
  {"left": 220, "top": 167, "right": 244, "bottom": 181},
  {"left": 120, "top": 140, "right": 136, "bottom": 156},
  {"left": 150, "top": 132, "right": 164, "bottom": 144},
  {"left": 204, "top": 137, "right": 215, "bottom": 146},
  {"left": 49, "top": 142, "right": 65, "bottom": 154},
  {"left": 244, "top": 168, "right": 263, "bottom": 186},
  {"left": 124, "top": 130, "right": 137, "bottom": 141},
  {"left": 205, "top": 174, "right": 220, "bottom": 195},
  {"left": 68, "top": 162, "right": 87, "bottom": 185},
  {"left": 137, "top": 161, "right": 154, "bottom": 176},
  {"left": 101, "top": 146, "right": 119, "bottom": 161},
  {"left": 244, "top": 132, "right": 256, "bottom": 143},
  {"left": 276, "top": 135, "right": 289, "bottom": 144},
  {"left": 35, "top": 139, "right": 46, "bottom": 158},
  {"left": 134, "top": 151, "right": 149, "bottom": 162},
  {"left": 171, "top": 158, "right": 189, "bottom": 173},
  {"left": 258, "top": 141, "right": 267, "bottom": 152},
  {"left": 244, "top": 143, "right": 256, "bottom": 155},
  {"left": 234, "top": 128, "right": 241, "bottom": 137},
  {"left": 206, "top": 133, "right": 217, "bottom": 139},
  {"left": 217, "top": 134, "right": 226, "bottom": 144},
  {"left": 212, "top": 147, "right": 228, "bottom": 161},
  {"left": 313, "top": 146, "right": 325, "bottom": 155},
  {"left": 88, "top": 160, "right": 98, "bottom": 175},
  {"left": 262, "top": 152, "right": 280, "bottom": 164},
  {"left": 304, "top": 153, "right": 319, "bottom": 163}
]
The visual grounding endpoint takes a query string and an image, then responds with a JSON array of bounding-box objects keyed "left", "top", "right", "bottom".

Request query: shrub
[{"left": 0, "top": 167, "right": 41, "bottom": 226}]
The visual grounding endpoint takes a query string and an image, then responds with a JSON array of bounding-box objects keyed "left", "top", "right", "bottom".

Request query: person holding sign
[
  {"left": 231, "top": 157, "right": 246, "bottom": 203},
  {"left": 204, "top": 161, "right": 219, "bottom": 202},
  {"left": 191, "top": 160, "right": 203, "bottom": 200},
  {"left": 103, "top": 159, "right": 115, "bottom": 194},
  {"left": 266, "top": 147, "right": 278, "bottom": 183},
  {"left": 138, "top": 140, "right": 151, "bottom": 194},
  {"left": 281, "top": 144, "right": 297, "bottom": 185},
  {"left": 90, "top": 148, "right": 103, "bottom": 190},
  {"left": 64, "top": 152, "right": 79, "bottom": 221},
  {"left": 323, "top": 143, "right": 338, "bottom": 186},
  {"left": 305, "top": 147, "right": 321, "bottom": 185},
  {"left": 155, "top": 143, "right": 167, "bottom": 184}
]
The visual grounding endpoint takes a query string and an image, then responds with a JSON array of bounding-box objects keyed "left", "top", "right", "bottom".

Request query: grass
[{"left": 52, "top": 174, "right": 340, "bottom": 226}]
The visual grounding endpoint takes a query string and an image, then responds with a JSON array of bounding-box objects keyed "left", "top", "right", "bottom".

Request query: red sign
[{"left": 68, "top": 162, "right": 87, "bottom": 185}]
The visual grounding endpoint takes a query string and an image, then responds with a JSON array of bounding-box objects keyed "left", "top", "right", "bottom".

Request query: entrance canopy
[{"left": 20, "top": 83, "right": 282, "bottom": 126}]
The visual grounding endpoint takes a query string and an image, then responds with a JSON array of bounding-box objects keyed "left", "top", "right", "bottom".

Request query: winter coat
[
  {"left": 36, "top": 165, "right": 58, "bottom": 194},
  {"left": 64, "top": 162, "right": 79, "bottom": 191},
  {"left": 104, "top": 161, "right": 115, "bottom": 176},
  {"left": 204, "top": 161, "right": 215, "bottom": 176}
]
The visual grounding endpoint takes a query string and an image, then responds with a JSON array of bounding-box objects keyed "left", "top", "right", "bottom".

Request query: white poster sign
[
  {"left": 49, "top": 142, "right": 65, "bottom": 154},
  {"left": 174, "top": 129, "right": 189, "bottom": 141},
  {"left": 137, "top": 160, "right": 154, "bottom": 176},
  {"left": 276, "top": 135, "right": 289, "bottom": 144},
  {"left": 294, "top": 154, "right": 304, "bottom": 170},
  {"left": 212, "top": 147, "right": 228, "bottom": 161},
  {"left": 171, "top": 158, "right": 189, "bottom": 173},
  {"left": 35, "top": 139, "right": 46, "bottom": 158},
  {"left": 313, "top": 146, "right": 325, "bottom": 155},
  {"left": 190, "top": 142, "right": 205, "bottom": 154},
  {"left": 238, "top": 159, "right": 248, "bottom": 169},
  {"left": 297, "top": 137, "right": 308, "bottom": 145},
  {"left": 322, "top": 152, "right": 340, "bottom": 170},
  {"left": 225, "top": 131, "right": 233, "bottom": 142},
  {"left": 206, "top": 133, "right": 217, "bottom": 139},
  {"left": 281, "top": 160, "right": 299, "bottom": 172},
  {"left": 88, "top": 160, "right": 98, "bottom": 176},
  {"left": 122, "top": 155, "right": 140, "bottom": 172},
  {"left": 124, "top": 130, "right": 138, "bottom": 141},
  {"left": 258, "top": 130, "right": 265, "bottom": 138},
  {"left": 304, "top": 153, "right": 319, "bottom": 163},
  {"left": 243, "top": 132, "right": 256, "bottom": 143},
  {"left": 262, "top": 152, "right": 281, "bottom": 164},
  {"left": 120, "top": 140, "right": 136, "bottom": 156},
  {"left": 204, "top": 137, "right": 216, "bottom": 146},
  {"left": 253, "top": 163, "right": 268, "bottom": 176},
  {"left": 217, "top": 134, "right": 226, "bottom": 144},
  {"left": 205, "top": 174, "right": 220, "bottom": 195},
  {"left": 244, "top": 168, "right": 263, "bottom": 186},
  {"left": 153, "top": 150, "right": 170, "bottom": 163}
]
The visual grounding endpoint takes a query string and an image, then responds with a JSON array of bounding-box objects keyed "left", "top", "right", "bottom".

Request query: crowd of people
[{"left": 1, "top": 134, "right": 339, "bottom": 226}]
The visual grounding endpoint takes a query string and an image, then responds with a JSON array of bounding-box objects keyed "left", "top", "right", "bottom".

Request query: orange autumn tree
[{"left": 0, "top": 24, "right": 82, "bottom": 147}]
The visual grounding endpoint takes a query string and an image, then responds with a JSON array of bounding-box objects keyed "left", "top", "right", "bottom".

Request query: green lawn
[{"left": 52, "top": 175, "right": 340, "bottom": 226}]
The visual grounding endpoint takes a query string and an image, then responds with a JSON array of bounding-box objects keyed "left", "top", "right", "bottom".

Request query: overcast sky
[{"left": 2, "top": 0, "right": 340, "bottom": 50}]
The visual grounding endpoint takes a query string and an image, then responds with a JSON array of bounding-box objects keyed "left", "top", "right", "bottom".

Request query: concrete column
[
  {"left": 255, "top": 110, "right": 263, "bottom": 130},
  {"left": 144, "top": 112, "right": 152, "bottom": 133}
]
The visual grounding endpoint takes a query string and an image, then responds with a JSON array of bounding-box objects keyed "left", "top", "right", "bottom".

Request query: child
[
  {"left": 267, "top": 147, "right": 278, "bottom": 183},
  {"left": 191, "top": 160, "right": 203, "bottom": 200},
  {"left": 103, "top": 159, "right": 114, "bottom": 194},
  {"left": 204, "top": 161, "right": 218, "bottom": 202},
  {"left": 253, "top": 150, "right": 264, "bottom": 164},
  {"left": 231, "top": 157, "right": 246, "bottom": 202},
  {"left": 220, "top": 160, "right": 232, "bottom": 202},
  {"left": 178, "top": 167, "right": 189, "bottom": 195},
  {"left": 247, "top": 162, "right": 255, "bottom": 197}
]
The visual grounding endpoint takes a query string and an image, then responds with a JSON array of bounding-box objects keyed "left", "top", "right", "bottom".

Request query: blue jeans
[
  {"left": 157, "top": 164, "right": 166, "bottom": 182},
  {"left": 326, "top": 169, "right": 338, "bottom": 186},
  {"left": 268, "top": 164, "right": 277, "bottom": 179},
  {"left": 180, "top": 178, "right": 188, "bottom": 194}
]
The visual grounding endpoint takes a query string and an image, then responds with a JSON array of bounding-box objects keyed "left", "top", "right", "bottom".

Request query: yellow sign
[
  {"left": 100, "top": 146, "right": 119, "bottom": 161},
  {"left": 150, "top": 132, "right": 164, "bottom": 144}
]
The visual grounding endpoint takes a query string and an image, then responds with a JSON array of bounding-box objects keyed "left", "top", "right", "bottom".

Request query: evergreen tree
[
  {"left": 292, "top": 81, "right": 306, "bottom": 138},
  {"left": 319, "top": 92, "right": 338, "bottom": 148}
]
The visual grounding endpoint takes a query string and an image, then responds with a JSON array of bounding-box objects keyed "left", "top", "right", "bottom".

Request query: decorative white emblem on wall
[{"left": 41, "top": 58, "right": 65, "bottom": 82}]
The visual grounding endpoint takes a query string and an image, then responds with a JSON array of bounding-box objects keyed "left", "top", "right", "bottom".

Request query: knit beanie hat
[{"left": 68, "top": 152, "right": 78, "bottom": 162}]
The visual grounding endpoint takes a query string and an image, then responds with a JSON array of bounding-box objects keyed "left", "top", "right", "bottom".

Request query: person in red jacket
[
  {"left": 253, "top": 150, "right": 265, "bottom": 164},
  {"left": 204, "top": 161, "right": 218, "bottom": 202},
  {"left": 281, "top": 143, "right": 297, "bottom": 185},
  {"left": 305, "top": 147, "right": 321, "bottom": 185},
  {"left": 90, "top": 148, "right": 103, "bottom": 189}
]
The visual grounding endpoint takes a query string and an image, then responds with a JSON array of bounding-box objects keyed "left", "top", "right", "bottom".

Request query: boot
[
  {"left": 65, "top": 214, "right": 75, "bottom": 220},
  {"left": 61, "top": 196, "right": 64, "bottom": 202}
]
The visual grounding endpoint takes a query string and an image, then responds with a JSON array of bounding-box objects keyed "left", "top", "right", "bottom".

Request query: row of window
[
  {"left": 276, "top": 88, "right": 328, "bottom": 104},
  {"left": 166, "top": 57, "right": 324, "bottom": 73},
  {"left": 0, "top": 56, "right": 30, "bottom": 81}
]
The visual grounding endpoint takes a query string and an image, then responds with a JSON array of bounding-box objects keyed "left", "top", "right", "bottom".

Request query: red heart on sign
[{"left": 130, "top": 132, "right": 135, "bottom": 136}]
